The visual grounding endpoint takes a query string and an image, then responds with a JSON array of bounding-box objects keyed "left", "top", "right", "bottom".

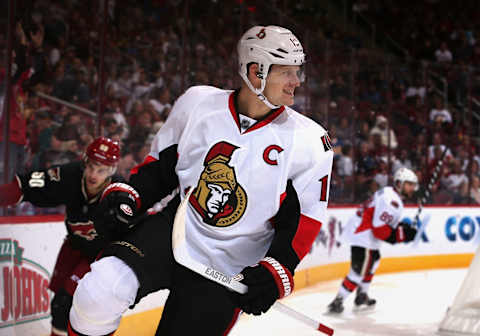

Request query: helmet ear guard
[{"left": 237, "top": 25, "right": 306, "bottom": 109}]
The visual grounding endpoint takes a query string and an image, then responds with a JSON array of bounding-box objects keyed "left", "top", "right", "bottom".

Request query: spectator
[
  {"left": 428, "top": 132, "right": 452, "bottom": 163},
  {"left": 369, "top": 115, "right": 398, "bottom": 149},
  {"left": 1, "top": 20, "right": 46, "bottom": 181},
  {"left": 405, "top": 77, "right": 426, "bottom": 101},
  {"left": 337, "top": 143, "right": 353, "bottom": 177},
  {"left": 355, "top": 141, "right": 376, "bottom": 182},
  {"left": 336, "top": 116, "right": 353, "bottom": 143},
  {"left": 435, "top": 42, "right": 453, "bottom": 63},
  {"left": 392, "top": 148, "right": 414, "bottom": 172},
  {"left": 330, "top": 75, "right": 349, "bottom": 101},
  {"left": 106, "top": 99, "right": 129, "bottom": 139},
  {"left": 127, "top": 110, "right": 153, "bottom": 146},
  {"left": 117, "top": 151, "right": 137, "bottom": 180},
  {"left": 429, "top": 98, "right": 452, "bottom": 124},
  {"left": 469, "top": 175, "right": 480, "bottom": 204},
  {"left": 443, "top": 160, "right": 469, "bottom": 201},
  {"left": 355, "top": 120, "right": 371, "bottom": 145},
  {"left": 30, "top": 107, "right": 55, "bottom": 169},
  {"left": 373, "top": 157, "right": 389, "bottom": 188},
  {"left": 429, "top": 181, "right": 453, "bottom": 204},
  {"left": 149, "top": 86, "right": 172, "bottom": 121},
  {"left": 328, "top": 124, "right": 343, "bottom": 155}
]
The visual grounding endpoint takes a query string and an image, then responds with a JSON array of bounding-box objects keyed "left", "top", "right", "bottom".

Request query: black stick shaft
[{"left": 413, "top": 145, "right": 449, "bottom": 225}]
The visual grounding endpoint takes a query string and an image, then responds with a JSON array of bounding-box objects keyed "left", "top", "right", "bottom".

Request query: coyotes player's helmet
[
  {"left": 237, "top": 25, "right": 305, "bottom": 108},
  {"left": 85, "top": 137, "right": 120, "bottom": 167},
  {"left": 393, "top": 167, "right": 418, "bottom": 193}
]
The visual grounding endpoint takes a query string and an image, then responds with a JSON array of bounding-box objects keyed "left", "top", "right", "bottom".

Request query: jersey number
[
  {"left": 29, "top": 172, "right": 45, "bottom": 188},
  {"left": 380, "top": 211, "right": 393, "bottom": 224},
  {"left": 319, "top": 175, "right": 329, "bottom": 202}
]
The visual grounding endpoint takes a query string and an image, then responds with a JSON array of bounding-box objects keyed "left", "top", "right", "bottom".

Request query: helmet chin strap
[{"left": 240, "top": 72, "right": 281, "bottom": 110}]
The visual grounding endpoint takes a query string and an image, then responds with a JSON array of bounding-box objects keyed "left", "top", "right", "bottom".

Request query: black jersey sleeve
[
  {"left": 265, "top": 179, "right": 301, "bottom": 274},
  {"left": 18, "top": 162, "right": 82, "bottom": 207},
  {"left": 128, "top": 144, "right": 179, "bottom": 213}
]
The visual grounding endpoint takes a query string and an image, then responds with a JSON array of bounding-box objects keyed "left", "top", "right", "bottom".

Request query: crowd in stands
[{"left": 1, "top": 0, "right": 480, "bottom": 215}]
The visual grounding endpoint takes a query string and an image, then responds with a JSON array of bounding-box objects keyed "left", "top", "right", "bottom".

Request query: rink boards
[{"left": 0, "top": 205, "right": 479, "bottom": 335}]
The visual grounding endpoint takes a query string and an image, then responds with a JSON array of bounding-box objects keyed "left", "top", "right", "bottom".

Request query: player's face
[
  {"left": 402, "top": 181, "right": 417, "bottom": 198},
  {"left": 263, "top": 65, "right": 302, "bottom": 106},
  {"left": 84, "top": 161, "right": 114, "bottom": 192},
  {"left": 206, "top": 183, "right": 231, "bottom": 215}
]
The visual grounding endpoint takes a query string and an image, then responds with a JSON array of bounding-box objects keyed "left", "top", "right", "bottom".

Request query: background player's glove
[
  {"left": 399, "top": 222, "right": 417, "bottom": 242},
  {"left": 237, "top": 257, "right": 294, "bottom": 315},
  {"left": 385, "top": 222, "right": 417, "bottom": 244},
  {"left": 93, "top": 183, "right": 141, "bottom": 237}
]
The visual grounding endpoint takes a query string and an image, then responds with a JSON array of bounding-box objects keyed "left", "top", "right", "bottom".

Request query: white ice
[{"left": 230, "top": 268, "right": 469, "bottom": 336}]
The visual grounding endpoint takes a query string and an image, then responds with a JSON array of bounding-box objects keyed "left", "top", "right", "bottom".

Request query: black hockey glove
[
  {"left": 93, "top": 183, "right": 142, "bottom": 238},
  {"left": 237, "top": 257, "right": 294, "bottom": 315},
  {"left": 385, "top": 222, "right": 417, "bottom": 244}
]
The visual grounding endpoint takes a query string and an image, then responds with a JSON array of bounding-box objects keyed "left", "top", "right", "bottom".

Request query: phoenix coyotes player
[{"left": 0, "top": 137, "right": 123, "bottom": 336}]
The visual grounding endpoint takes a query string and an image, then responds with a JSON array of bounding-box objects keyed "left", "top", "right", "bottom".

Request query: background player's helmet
[
  {"left": 393, "top": 167, "right": 418, "bottom": 190},
  {"left": 237, "top": 25, "right": 305, "bottom": 108},
  {"left": 85, "top": 137, "right": 120, "bottom": 166}
]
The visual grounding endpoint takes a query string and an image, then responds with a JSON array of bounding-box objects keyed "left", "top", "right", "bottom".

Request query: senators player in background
[
  {"left": 327, "top": 168, "right": 419, "bottom": 314},
  {"left": 0, "top": 137, "right": 123, "bottom": 336}
]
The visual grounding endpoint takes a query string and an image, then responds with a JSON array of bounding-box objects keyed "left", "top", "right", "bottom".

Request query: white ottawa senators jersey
[
  {"left": 148, "top": 86, "right": 333, "bottom": 276},
  {"left": 345, "top": 186, "right": 404, "bottom": 250}
]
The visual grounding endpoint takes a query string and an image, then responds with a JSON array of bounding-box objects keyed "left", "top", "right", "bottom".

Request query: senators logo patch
[{"left": 190, "top": 141, "right": 247, "bottom": 227}]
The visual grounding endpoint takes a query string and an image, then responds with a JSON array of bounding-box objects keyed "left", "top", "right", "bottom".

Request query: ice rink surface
[{"left": 230, "top": 268, "right": 468, "bottom": 336}]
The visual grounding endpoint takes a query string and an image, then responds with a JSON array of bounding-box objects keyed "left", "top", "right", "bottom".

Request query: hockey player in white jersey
[
  {"left": 327, "top": 167, "right": 418, "bottom": 314},
  {"left": 67, "top": 25, "right": 333, "bottom": 336}
]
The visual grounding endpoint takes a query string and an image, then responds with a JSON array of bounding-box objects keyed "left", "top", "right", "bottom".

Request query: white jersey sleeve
[
  {"left": 293, "top": 130, "right": 333, "bottom": 220},
  {"left": 287, "top": 119, "right": 334, "bottom": 260}
]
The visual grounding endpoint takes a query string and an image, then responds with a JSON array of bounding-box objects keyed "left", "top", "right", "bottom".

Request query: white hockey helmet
[
  {"left": 237, "top": 25, "right": 306, "bottom": 109},
  {"left": 393, "top": 167, "right": 418, "bottom": 190}
]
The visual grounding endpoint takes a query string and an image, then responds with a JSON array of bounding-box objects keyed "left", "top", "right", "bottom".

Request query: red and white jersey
[
  {"left": 344, "top": 186, "right": 404, "bottom": 250},
  {"left": 148, "top": 86, "right": 333, "bottom": 276}
]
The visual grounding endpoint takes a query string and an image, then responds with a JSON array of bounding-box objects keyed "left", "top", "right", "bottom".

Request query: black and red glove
[
  {"left": 385, "top": 222, "right": 417, "bottom": 244},
  {"left": 237, "top": 257, "right": 294, "bottom": 315},
  {"left": 93, "top": 183, "right": 142, "bottom": 237}
]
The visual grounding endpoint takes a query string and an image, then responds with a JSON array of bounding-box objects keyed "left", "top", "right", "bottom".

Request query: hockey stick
[
  {"left": 172, "top": 188, "right": 334, "bottom": 335},
  {"left": 412, "top": 145, "right": 449, "bottom": 246}
]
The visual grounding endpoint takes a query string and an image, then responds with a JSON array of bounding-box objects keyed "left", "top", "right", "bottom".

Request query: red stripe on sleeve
[
  {"left": 372, "top": 224, "right": 393, "bottom": 240},
  {"left": 292, "top": 214, "right": 322, "bottom": 260},
  {"left": 130, "top": 155, "right": 157, "bottom": 175}
]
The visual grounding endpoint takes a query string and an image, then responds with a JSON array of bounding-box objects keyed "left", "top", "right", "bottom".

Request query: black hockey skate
[
  {"left": 354, "top": 292, "right": 376, "bottom": 310},
  {"left": 327, "top": 296, "right": 344, "bottom": 314}
]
